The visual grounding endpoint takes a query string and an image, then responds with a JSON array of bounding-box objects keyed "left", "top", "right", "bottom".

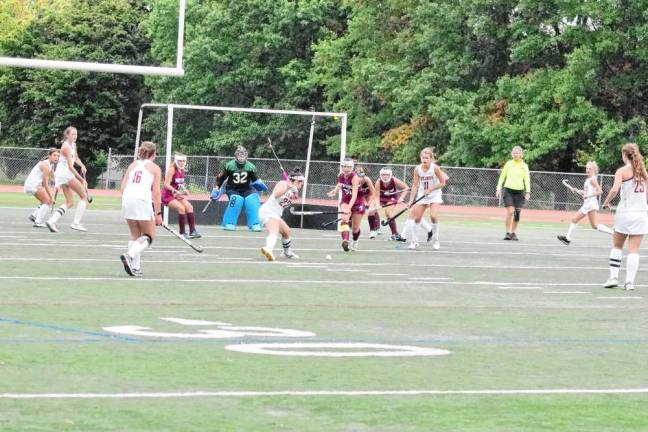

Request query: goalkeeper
[{"left": 211, "top": 145, "right": 267, "bottom": 231}]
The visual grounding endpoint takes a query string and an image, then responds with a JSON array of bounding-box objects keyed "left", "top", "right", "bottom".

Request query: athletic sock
[
  {"left": 128, "top": 235, "right": 151, "bottom": 259},
  {"left": 187, "top": 212, "right": 196, "bottom": 232},
  {"left": 420, "top": 219, "right": 432, "bottom": 233},
  {"left": 412, "top": 222, "right": 420, "bottom": 243},
  {"left": 35, "top": 204, "right": 50, "bottom": 223},
  {"left": 265, "top": 233, "right": 278, "bottom": 250},
  {"left": 432, "top": 223, "right": 439, "bottom": 241},
  {"left": 282, "top": 237, "right": 291, "bottom": 252},
  {"left": 566, "top": 223, "right": 576, "bottom": 241},
  {"left": 609, "top": 248, "right": 622, "bottom": 279},
  {"left": 596, "top": 224, "right": 613, "bottom": 235},
  {"left": 402, "top": 219, "right": 414, "bottom": 241},
  {"left": 73, "top": 200, "right": 87, "bottom": 224},
  {"left": 128, "top": 240, "right": 141, "bottom": 269},
  {"left": 178, "top": 213, "right": 186, "bottom": 235},
  {"left": 626, "top": 253, "right": 640, "bottom": 284},
  {"left": 367, "top": 214, "right": 378, "bottom": 231},
  {"left": 388, "top": 219, "right": 398, "bottom": 235},
  {"left": 352, "top": 230, "right": 361, "bottom": 241},
  {"left": 32, "top": 204, "right": 42, "bottom": 218},
  {"left": 49, "top": 204, "right": 68, "bottom": 223}
]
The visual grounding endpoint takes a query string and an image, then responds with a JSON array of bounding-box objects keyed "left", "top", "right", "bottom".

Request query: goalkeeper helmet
[
  {"left": 379, "top": 167, "right": 392, "bottom": 182},
  {"left": 234, "top": 146, "right": 248, "bottom": 163}
]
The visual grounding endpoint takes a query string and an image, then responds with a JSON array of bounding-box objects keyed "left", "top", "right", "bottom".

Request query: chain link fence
[{"left": 1, "top": 147, "right": 614, "bottom": 211}]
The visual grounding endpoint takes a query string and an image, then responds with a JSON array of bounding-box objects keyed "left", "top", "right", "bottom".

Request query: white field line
[
  {"left": 497, "top": 286, "right": 543, "bottom": 290},
  {"left": 597, "top": 296, "right": 643, "bottom": 300},
  {"left": 0, "top": 256, "right": 636, "bottom": 272},
  {"left": 543, "top": 291, "right": 591, "bottom": 294},
  {"left": 375, "top": 273, "right": 407, "bottom": 276},
  {"left": 2, "top": 388, "right": 648, "bottom": 399},
  {"left": 0, "top": 275, "right": 645, "bottom": 288}
]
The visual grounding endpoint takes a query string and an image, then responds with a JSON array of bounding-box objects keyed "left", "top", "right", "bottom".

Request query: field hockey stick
[
  {"left": 50, "top": 187, "right": 59, "bottom": 215},
  {"left": 321, "top": 217, "right": 342, "bottom": 228},
  {"left": 161, "top": 223, "right": 204, "bottom": 253},
  {"left": 381, "top": 193, "right": 428, "bottom": 226},
  {"left": 81, "top": 172, "right": 93, "bottom": 203},
  {"left": 267, "top": 137, "right": 289, "bottom": 181},
  {"left": 366, "top": 201, "right": 397, "bottom": 213},
  {"left": 383, "top": 188, "right": 410, "bottom": 196},
  {"left": 202, "top": 178, "right": 228, "bottom": 214},
  {"left": 561, "top": 179, "right": 582, "bottom": 196},
  {"left": 289, "top": 207, "right": 347, "bottom": 216}
]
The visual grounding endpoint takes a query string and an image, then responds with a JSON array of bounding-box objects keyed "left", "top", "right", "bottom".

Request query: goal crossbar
[{"left": 0, "top": 0, "right": 186, "bottom": 77}]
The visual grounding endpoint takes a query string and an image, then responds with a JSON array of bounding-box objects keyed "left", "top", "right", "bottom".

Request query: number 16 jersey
[{"left": 122, "top": 160, "right": 154, "bottom": 204}]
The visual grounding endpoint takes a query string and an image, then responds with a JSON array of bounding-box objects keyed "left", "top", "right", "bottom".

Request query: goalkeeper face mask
[{"left": 235, "top": 146, "right": 248, "bottom": 163}]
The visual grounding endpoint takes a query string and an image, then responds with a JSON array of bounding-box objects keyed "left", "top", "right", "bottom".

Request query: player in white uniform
[
  {"left": 119, "top": 141, "right": 163, "bottom": 277},
  {"left": 260, "top": 168, "right": 304, "bottom": 261},
  {"left": 557, "top": 161, "right": 613, "bottom": 245},
  {"left": 24, "top": 148, "right": 60, "bottom": 227},
  {"left": 402, "top": 147, "right": 446, "bottom": 250},
  {"left": 601, "top": 143, "right": 648, "bottom": 290},
  {"left": 45, "top": 126, "right": 89, "bottom": 233}
]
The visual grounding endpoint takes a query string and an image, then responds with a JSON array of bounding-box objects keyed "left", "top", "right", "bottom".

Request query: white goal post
[
  {"left": 0, "top": 0, "right": 186, "bottom": 77},
  {"left": 134, "top": 103, "right": 348, "bottom": 225}
]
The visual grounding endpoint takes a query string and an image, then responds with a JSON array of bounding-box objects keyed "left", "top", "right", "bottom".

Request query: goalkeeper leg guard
[
  {"left": 244, "top": 193, "right": 262, "bottom": 230},
  {"left": 223, "top": 193, "right": 244, "bottom": 229}
]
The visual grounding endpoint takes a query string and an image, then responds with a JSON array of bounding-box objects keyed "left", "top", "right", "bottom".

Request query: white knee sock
[
  {"left": 432, "top": 223, "right": 439, "bottom": 241},
  {"left": 73, "top": 200, "right": 87, "bottom": 224},
  {"left": 128, "top": 236, "right": 151, "bottom": 260},
  {"left": 609, "top": 248, "right": 623, "bottom": 279},
  {"left": 566, "top": 223, "right": 577, "bottom": 241},
  {"left": 411, "top": 222, "right": 420, "bottom": 243},
  {"left": 282, "top": 237, "right": 292, "bottom": 252},
  {"left": 419, "top": 219, "right": 432, "bottom": 233},
  {"left": 35, "top": 204, "right": 50, "bottom": 223},
  {"left": 265, "top": 233, "right": 278, "bottom": 250},
  {"left": 32, "top": 204, "right": 42, "bottom": 218},
  {"left": 128, "top": 241, "right": 141, "bottom": 269},
  {"left": 402, "top": 219, "right": 414, "bottom": 240},
  {"left": 596, "top": 224, "right": 613, "bottom": 235},
  {"left": 626, "top": 253, "right": 640, "bottom": 284},
  {"left": 48, "top": 204, "right": 68, "bottom": 223}
]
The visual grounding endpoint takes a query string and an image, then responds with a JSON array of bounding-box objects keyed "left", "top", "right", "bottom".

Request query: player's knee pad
[
  {"left": 244, "top": 193, "right": 261, "bottom": 228},
  {"left": 223, "top": 193, "right": 244, "bottom": 227},
  {"left": 513, "top": 208, "right": 521, "bottom": 222},
  {"left": 143, "top": 234, "right": 153, "bottom": 245}
]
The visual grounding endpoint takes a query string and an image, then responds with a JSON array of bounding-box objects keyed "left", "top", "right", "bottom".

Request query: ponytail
[{"left": 622, "top": 143, "right": 648, "bottom": 184}]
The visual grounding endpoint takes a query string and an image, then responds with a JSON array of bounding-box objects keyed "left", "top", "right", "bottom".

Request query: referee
[{"left": 495, "top": 146, "right": 531, "bottom": 240}]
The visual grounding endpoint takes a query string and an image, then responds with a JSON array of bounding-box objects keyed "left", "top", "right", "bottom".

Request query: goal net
[{"left": 132, "top": 103, "right": 348, "bottom": 224}]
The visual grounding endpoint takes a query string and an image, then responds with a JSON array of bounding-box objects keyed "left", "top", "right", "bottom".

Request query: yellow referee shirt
[{"left": 497, "top": 159, "right": 530, "bottom": 193}]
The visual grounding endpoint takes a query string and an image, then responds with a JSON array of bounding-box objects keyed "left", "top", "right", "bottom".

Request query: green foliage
[{"left": 0, "top": 0, "right": 151, "bottom": 184}]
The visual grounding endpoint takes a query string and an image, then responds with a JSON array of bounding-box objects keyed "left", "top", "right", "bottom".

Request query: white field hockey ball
[{"left": 325, "top": 255, "right": 332, "bottom": 260}]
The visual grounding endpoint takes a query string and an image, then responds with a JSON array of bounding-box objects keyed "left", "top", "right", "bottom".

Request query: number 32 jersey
[{"left": 221, "top": 160, "right": 258, "bottom": 194}]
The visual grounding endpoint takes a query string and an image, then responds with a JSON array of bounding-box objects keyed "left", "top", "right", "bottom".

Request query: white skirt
[
  {"left": 24, "top": 182, "right": 40, "bottom": 195},
  {"left": 259, "top": 204, "right": 283, "bottom": 226},
  {"left": 122, "top": 198, "right": 154, "bottom": 221},
  {"left": 415, "top": 190, "right": 443, "bottom": 205},
  {"left": 614, "top": 211, "right": 648, "bottom": 235},
  {"left": 54, "top": 169, "right": 74, "bottom": 187},
  {"left": 578, "top": 198, "right": 599, "bottom": 214}
]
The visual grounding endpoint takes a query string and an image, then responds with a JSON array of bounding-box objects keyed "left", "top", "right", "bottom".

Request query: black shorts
[{"left": 502, "top": 188, "right": 525, "bottom": 208}]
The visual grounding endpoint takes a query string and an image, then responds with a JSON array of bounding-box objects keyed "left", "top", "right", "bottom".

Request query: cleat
[
  {"left": 261, "top": 247, "right": 275, "bottom": 261},
  {"left": 33, "top": 222, "right": 47, "bottom": 228},
  {"left": 510, "top": 233, "right": 519, "bottom": 241},
  {"left": 432, "top": 239, "right": 440, "bottom": 250},
  {"left": 45, "top": 220, "right": 58, "bottom": 233},
  {"left": 390, "top": 234, "right": 406, "bottom": 242},
  {"left": 557, "top": 235, "right": 570, "bottom": 245},
  {"left": 120, "top": 254, "right": 134, "bottom": 276},
  {"left": 603, "top": 277, "right": 618, "bottom": 289},
  {"left": 188, "top": 230, "right": 202, "bottom": 239},
  {"left": 132, "top": 269, "right": 143, "bottom": 278},
  {"left": 503, "top": 233, "right": 512, "bottom": 240},
  {"left": 624, "top": 282, "right": 635, "bottom": 291},
  {"left": 70, "top": 223, "right": 87, "bottom": 232},
  {"left": 28, "top": 214, "right": 36, "bottom": 223},
  {"left": 341, "top": 240, "right": 349, "bottom": 252},
  {"left": 281, "top": 250, "right": 299, "bottom": 259},
  {"left": 250, "top": 224, "right": 262, "bottom": 232},
  {"left": 427, "top": 230, "right": 434, "bottom": 242},
  {"left": 223, "top": 224, "right": 236, "bottom": 231},
  {"left": 350, "top": 240, "right": 359, "bottom": 251},
  {"left": 407, "top": 242, "right": 418, "bottom": 250},
  {"left": 369, "top": 230, "right": 377, "bottom": 239}
]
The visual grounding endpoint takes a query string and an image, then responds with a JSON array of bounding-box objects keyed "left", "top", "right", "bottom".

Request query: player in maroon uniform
[
  {"left": 355, "top": 165, "right": 378, "bottom": 245},
  {"left": 162, "top": 153, "right": 200, "bottom": 239},
  {"left": 327, "top": 158, "right": 362, "bottom": 251},
  {"left": 374, "top": 167, "right": 409, "bottom": 241}
]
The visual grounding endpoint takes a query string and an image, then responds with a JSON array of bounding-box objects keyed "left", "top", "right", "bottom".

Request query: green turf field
[{"left": 0, "top": 203, "right": 647, "bottom": 431}]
